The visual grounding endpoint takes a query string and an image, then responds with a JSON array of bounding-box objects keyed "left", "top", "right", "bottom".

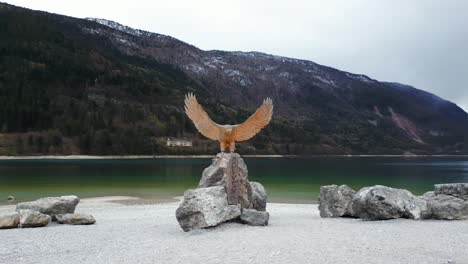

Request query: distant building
[{"left": 167, "top": 137, "right": 192, "bottom": 147}]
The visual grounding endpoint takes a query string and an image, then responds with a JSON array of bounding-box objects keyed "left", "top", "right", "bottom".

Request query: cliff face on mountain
[{"left": 1, "top": 3, "right": 467, "bottom": 155}]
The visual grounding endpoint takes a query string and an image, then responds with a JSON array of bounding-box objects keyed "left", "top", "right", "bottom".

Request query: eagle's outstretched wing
[
  {"left": 184, "top": 93, "right": 221, "bottom": 140},
  {"left": 233, "top": 98, "right": 273, "bottom": 141}
]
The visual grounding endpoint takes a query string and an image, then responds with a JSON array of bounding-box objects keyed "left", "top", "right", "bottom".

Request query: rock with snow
[
  {"left": 421, "top": 191, "right": 468, "bottom": 220},
  {"left": 249, "top": 181, "right": 267, "bottom": 211},
  {"left": 240, "top": 209, "right": 269, "bottom": 226},
  {"left": 351, "top": 185, "right": 428, "bottom": 220},
  {"left": 16, "top": 195, "right": 80, "bottom": 220},
  {"left": 319, "top": 185, "right": 356, "bottom": 218},
  {"left": 56, "top": 213, "right": 96, "bottom": 225},
  {"left": 434, "top": 183, "right": 468, "bottom": 200},
  {"left": 199, "top": 152, "right": 252, "bottom": 208},
  {"left": 0, "top": 213, "right": 20, "bottom": 229},
  {"left": 18, "top": 210, "right": 50, "bottom": 228},
  {"left": 176, "top": 186, "right": 241, "bottom": 232}
]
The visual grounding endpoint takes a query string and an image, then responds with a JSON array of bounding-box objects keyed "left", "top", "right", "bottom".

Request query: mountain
[{"left": 0, "top": 2, "right": 467, "bottom": 155}]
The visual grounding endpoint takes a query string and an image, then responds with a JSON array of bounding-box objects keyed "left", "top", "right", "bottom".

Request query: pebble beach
[{"left": 1, "top": 197, "right": 467, "bottom": 264}]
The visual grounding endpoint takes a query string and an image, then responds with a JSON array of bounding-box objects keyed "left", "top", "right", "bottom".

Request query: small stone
[
  {"left": 18, "top": 210, "right": 50, "bottom": 228},
  {"left": 249, "top": 182, "right": 267, "bottom": 211},
  {"left": 421, "top": 192, "right": 468, "bottom": 220},
  {"left": 434, "top": 183, "right": 468, "bottom": 200},
  {"left": 352, "top": 185, "right": 428, "bottom": 220},
  {"left": 240, "top": 209, "right": 269, "bottom": 226},
  {"left": 7, "top": 196, "right": 15, "bottom": 201},
  {"left": 0, "top": 213, "right": 20, "bottom": 229},
  {"left": 56, "top": 213, "right": 96, "bottom": 225},
  {"left": 319, "top": 185, "right": 356, "bottom": 218},
  {"left": 16, "top": 195, "right": 80, "bottom": 220}
]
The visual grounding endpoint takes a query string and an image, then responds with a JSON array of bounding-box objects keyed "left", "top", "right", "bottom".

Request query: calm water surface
[{"left": 1, "top": 157, "right": 468, "bottom": 204}]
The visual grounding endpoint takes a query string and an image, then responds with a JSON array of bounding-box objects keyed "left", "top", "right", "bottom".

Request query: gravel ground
[{"left": 1, "top": 197, "right": 467, "bottom": 264}]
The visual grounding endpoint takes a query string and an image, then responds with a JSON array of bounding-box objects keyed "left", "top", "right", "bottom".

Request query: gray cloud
[{"left": 6, "top": 0, "right": 468, "bottom": 111}]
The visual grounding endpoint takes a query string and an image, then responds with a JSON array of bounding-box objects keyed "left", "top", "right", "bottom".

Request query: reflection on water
[{"left": 0, "top": 157, "right": 467, "bottom": 204}]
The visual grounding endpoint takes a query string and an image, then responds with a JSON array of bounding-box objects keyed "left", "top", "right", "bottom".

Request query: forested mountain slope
[{"left": 1, "top": 3, "right": 467, "bottom": 155}]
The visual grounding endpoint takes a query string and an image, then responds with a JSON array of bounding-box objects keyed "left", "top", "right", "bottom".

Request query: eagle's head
[{"left": 222, "top": 125, "right": 234, "bottom": 137}]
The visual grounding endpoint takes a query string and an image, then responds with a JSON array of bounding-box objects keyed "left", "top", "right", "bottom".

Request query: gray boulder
[
  {"left": 352, "top": 185, "right": 428, "bottom": 220},
  {"left": 176, "top": 186, "right": 241, "bottom": 232},
  {"left": 240, "top": 209, "right": 269, "bottom": 226},
  {"left": 0, "top": 213, "right": 20, "bottom": 229},
  {"left": 199, "top": 152, "right": 252, "bottom": 208},
  {"left": 56, "top": 213, "right": 96, "bottom": 225},
  {"left": 7, "top": 196, "right": 15, "bottom": 201},
  {"left": 434, "top": 183, "right": 468, "bottom": 200},
  {"left": 249, "top": 181, "right": 267, "bottom": 211},
  {"left": 18, "top": 210, "right": 51, "bottom": 228},
  {"left": 421, "top": 191, "right": 468, "bottom": 220},
  {"left": 319, "top": 185, "right": 355, "bottom": 217},
  {"left": 16, "top": 195, "right": 80, "bottom": 220}
]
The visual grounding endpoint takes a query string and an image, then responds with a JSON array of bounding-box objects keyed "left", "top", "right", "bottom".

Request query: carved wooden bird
[{"left": 184, "top": 93, "right": 273, "bottom": 152}]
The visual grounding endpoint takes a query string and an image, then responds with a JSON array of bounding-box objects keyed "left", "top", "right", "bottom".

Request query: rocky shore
[
  {"left": 0, "top": 195, "right": 95, "bottom": 229},
  {"left": 318, "top": 183, "right": 468, "bottom": 221},
  {"left": 1, "top": 176, "right": 467, "bottom": 263},
  {"left": 1, "top": 197, "right": 467, "bottom": 264}
]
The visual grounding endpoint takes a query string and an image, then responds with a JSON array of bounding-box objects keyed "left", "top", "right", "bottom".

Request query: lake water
[{"left": 1, "top": 157, "right": 468, "bottom": 205}]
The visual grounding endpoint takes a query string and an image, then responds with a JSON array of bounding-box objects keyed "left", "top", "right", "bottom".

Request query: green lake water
[{"left": 1, "top": 157, "right": 468, "bottom": 205}]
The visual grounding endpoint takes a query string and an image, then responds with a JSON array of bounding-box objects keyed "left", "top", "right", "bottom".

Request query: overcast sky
[{"left": 6, "top": 0, "right": 468, "bottom": 111}]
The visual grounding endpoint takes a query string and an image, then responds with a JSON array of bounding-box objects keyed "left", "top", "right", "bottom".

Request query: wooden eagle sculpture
[{"left": 184, "top": 93, "right": 273, "bottom": 152}]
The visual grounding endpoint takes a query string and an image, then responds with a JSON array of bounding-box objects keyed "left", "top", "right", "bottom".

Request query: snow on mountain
[{"left": 86, "top": 17, "right": 172, "bottom": 40}]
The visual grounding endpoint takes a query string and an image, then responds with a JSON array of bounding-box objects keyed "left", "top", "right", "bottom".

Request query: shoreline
[
  {"left": 1, "top": 196, "right": 467, "bottom": 264},
  {"left": 0, "top": 195, "right": 308, "bottom": 210},
  {"left": 1, "top": 154, "right": 468, "bottom": 160},
  {"left": 0, "top": 195, "right": 318, "bottom": 207}
]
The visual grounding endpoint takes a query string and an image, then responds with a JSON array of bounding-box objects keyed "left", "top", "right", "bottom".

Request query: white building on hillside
[{"left": 166, "top": 137, "right": 192, "bottom": 147}]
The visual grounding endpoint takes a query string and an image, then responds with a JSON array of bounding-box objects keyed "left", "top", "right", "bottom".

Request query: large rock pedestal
[
  {"left": 176, "top": 152, "right": 268, "bottom": 231},
  {"left": 199, "top": 152, "right": 252, "bottom": 208}
]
